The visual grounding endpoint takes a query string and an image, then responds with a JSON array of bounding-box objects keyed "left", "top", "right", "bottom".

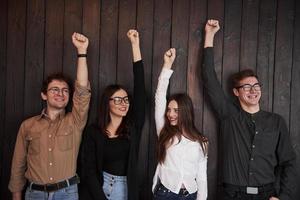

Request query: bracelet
[{"left": 77, "top": 54, "right": 87, "bottom": 57}]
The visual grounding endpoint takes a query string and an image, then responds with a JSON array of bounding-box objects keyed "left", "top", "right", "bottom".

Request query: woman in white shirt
[{"left": 153, "top": 48, "right": 208, "bottom": 200}]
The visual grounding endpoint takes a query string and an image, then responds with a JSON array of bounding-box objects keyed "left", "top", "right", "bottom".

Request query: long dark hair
[
  {"left": 157, "top": 93, "right": 208, "bottom": 163},
  {"left": 98, "top": 84, "right": 131, "bottom": 138}
]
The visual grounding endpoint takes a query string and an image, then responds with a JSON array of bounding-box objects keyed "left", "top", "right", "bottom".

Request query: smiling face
[
  {"left": 109, "top": 89, "right": 130, "bottom": 118},
  {"left": 41, "top": 80, "right": 70, "bottom": 111},
  {"left": 166, "top": 100, "right": 179, "bottom": 126},
  {"left": 233, "top": 76, "right": 261, "bottom": 108}
]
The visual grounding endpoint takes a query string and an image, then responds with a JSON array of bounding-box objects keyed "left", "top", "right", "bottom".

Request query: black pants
[{"left": 223, "top": 185, "right": 276, "bottom": 200}]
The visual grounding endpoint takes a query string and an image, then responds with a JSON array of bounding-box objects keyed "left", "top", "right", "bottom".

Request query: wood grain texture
[{"left": 1, "top": 0, "right": 299, "bottom": 199}]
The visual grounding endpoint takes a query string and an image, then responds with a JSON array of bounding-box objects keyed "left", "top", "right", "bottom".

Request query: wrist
[
  {"left": 77, "top": 49, "right": 87, "bottom": 54},
  {"left": 163, "top": 63, "right": 173, "bottom": 69}
]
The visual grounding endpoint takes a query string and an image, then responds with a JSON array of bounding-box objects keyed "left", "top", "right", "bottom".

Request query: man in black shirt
[{"left": 202, "top": 19, "right": 296, "bottom": 200}]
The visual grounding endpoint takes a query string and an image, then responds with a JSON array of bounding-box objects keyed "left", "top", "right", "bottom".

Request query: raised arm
[
  {"left": 72, "top": 32, "right": 89, "bottom": 87},
  {"left": 127, "top": 29, "right": 145, "bottom": 135},
  {"left": 127, "top": 29, "right": 142, "bottom": 62},
  {"left": 202, "top": 20, "right": 236, "bottom": 119},
  {"left": 70, "top": 33, "right": 91, "bottom": 130},
  {"left": 155, "top": 48, "right": 176, "bottom": 135}
]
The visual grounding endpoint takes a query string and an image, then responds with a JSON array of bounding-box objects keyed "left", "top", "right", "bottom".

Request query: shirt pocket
[
  {"left": 26, "top": 132, "right": 41, "bottom": 155},
  {"left": 56, "top": 127, "right": 74, "bottom": 151}
]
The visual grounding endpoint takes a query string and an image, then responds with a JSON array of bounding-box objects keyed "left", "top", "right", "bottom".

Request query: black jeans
[{"left": 223, "top": 185, "right": 277, "bottom": 200}]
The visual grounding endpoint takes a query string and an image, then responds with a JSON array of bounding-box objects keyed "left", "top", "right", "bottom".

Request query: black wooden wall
[{"left": 0, "top": 0, "right": 299, "bottom": 199}]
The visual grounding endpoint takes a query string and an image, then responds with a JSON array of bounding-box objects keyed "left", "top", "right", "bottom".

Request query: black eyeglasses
[
  {"left": 109, "top": 96, "right": 130, "bottom": 105},
  {"left": 236, "top": 83, "right": 262, "bottom": 92},
  {"left": 47, "top": 87, "right": 70, "bottom": 95}
]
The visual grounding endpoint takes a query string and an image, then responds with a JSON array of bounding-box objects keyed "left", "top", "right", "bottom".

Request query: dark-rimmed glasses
[
  {"left": 236, "top": 83, "right": 262, "bottom": 92},
  {"left": 47, "top": 87, "right": 70, "bottom": 96},
  {"left": 109, "top": 96, "right": 130, "bottom": 105}
]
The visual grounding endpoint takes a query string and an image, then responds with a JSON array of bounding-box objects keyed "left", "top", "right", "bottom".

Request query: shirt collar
[{"left": 38, "top": 108, "right": 66, "bottom": 121}]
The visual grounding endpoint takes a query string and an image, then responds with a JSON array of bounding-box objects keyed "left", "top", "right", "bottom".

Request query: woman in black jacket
[{"left": 80, "top": 29, "right": 145, "bottom": 200}]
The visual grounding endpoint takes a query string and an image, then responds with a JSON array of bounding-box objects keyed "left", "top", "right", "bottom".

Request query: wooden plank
[
  {"left": 240, "top": 0, "right": 259, "bottom": 71},
  {"left": 206, "top": 0, "right": 224, "bottom": 198},
  {"left": 0, "top": 0, "right": 7, "bottom": 197},
  {"left": 222, "top": 0, "right": 242, "bottom": 93},
  {"left": 82, "top": 0, "right": 100, "bottom": 124},
  {"left": 149, "top": 0, "right": 172, "bottom": 199},
  {"left": 44, "top": 0, "right": 64, "bottom": 76},
  {"left": 24, "top": 0, "right": 45, "bottom": 118},
  {"left": 117, "top": 0, "right": 137, "bottom": 91},
  {"left": 98, "top": 0, "right": 118, "bottom": 92},
  {"left": 2, "top": 0, "right": 27, "bottom": 199},
  {"left": 188, "top": 0, "right": 206, "bottom": 156},
  {"left": 256, "top": 0, "right": 277, "bottom": 111},
  {"left": 63, "top": 0, "right": 82, "bottom": 80},
  {"left": 136, "top": 0, "right": 154, "bottom": 199},
  {"left": 273, "top": 0, "right": 294, "bottom": 122},
  {"left": 169, "top": 0, "right": 190, "bottom": 94},
  {"left": 290, "top": 0, "right": 300, "bottom": 198}
]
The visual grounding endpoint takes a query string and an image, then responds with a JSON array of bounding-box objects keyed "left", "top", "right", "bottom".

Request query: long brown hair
[
  {"left": 157, "top": 93, "right": 208, "bottom": 163},
  {"left": 98, "top": 84, "right": 131, "bottom": 138}
]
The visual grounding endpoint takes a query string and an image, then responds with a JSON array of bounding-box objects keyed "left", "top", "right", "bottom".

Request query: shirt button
[
  {"left": 249, "top": 172, "right": 253, "bottom": 175},
  {"left": 250, "top": 158, "right": 254, "bottom": 161},
  {"left": 49, "top": 148, "right": 52, "bottom": 151},
  {"left": 50, "top": 177, "right": 53, "bottom": 181},
  {"left": 49, "top": 135, "right": 52, "bottom": 138},
  {"left": 49, "top": 162, "right": 53, "bottom": 166},
  {"left": 255, "top": 131, "right": 258, "bottom": 135},
  {"left": 252, "top": 145, "right": 255, "bottom": 148}
]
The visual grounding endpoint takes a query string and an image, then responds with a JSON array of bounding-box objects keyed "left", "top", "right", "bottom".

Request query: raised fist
[
  {"left": 127, "top": 29, "right": 139, "bottom": 46},
  {"left": 72, "top": 32, "right": 89, "bottom": 54}
]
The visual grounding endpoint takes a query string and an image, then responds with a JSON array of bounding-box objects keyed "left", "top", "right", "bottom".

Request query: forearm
[
  {"left": 76, "top": 47, "right": 88, "bottom": 87},
  {"left": 131, "top": 43, "right": 142, "bottom": 62},
  {"left": 204, "top": 32, "right": 215, "bottom": 48}
]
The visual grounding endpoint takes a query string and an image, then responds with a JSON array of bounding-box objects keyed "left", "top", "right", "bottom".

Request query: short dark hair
[
  {"left": 41, "top": 73, "right": 73, "bottom": 95},
  {"left": 230, "top": 69, "right": 258, "bottom": 88}
]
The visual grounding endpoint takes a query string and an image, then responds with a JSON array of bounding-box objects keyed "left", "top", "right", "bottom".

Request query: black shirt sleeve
[
  {"left": 276, "top": 116, "right": 296, "bottom": 199},
  {"left": 132, "top": 60, "right": 146, "bottom": 142},
  {"left": 202, "top": 47, "right": 238, "bottom": 119}
]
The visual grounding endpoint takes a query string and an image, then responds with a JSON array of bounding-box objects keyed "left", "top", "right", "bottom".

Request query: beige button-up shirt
[{"left": 8, "top": 81, "right": 91, "bottom": 192}]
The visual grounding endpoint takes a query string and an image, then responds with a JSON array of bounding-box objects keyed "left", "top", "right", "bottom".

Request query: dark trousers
[{"left": 223, "top": 184, "right": 277, "bottom": 200}]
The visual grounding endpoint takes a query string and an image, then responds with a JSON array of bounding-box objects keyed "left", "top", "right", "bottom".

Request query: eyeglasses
[
  {"left": 236, "top": 83, "right": 262, "bottom": 92},
  {"left": 109, "top": 96, "right": 130, "bottom": 105},
  {"left": 47, "top": 87, "right": 70, "bottom": 95}
]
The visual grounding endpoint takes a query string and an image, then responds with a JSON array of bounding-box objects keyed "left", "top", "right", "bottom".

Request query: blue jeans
[
  {"left": 25, "top": 184, "right": 78, "bottom": 200},
  {"left": 102, "top": 171, "right": 127, "bottom": 200},
  {"left": 153, "top": 183, "right": 197, "bottom": 200}
]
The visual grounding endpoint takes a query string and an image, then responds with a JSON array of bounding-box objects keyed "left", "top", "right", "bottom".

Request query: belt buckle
[
  {"left": 181, "top": 189, "right": 189, "bottom": 197},
  {"left": 246, "top": 187, "right": 258, "bottom": 194}
]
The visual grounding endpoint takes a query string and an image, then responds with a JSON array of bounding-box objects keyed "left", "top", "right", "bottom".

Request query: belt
[
  {"left": 30, "top": 175, "right": 80, "bottom": 192},
  {"left": 158, "top": 183, "right": 190, "bottom": 196},
  {"left": 223, "top": 183, "right": 274, "bottom": 195}
]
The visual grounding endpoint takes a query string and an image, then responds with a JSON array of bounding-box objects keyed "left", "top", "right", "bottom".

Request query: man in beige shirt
[{"left": 8, "top": 32, "right": 91, "bottom": 200}]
